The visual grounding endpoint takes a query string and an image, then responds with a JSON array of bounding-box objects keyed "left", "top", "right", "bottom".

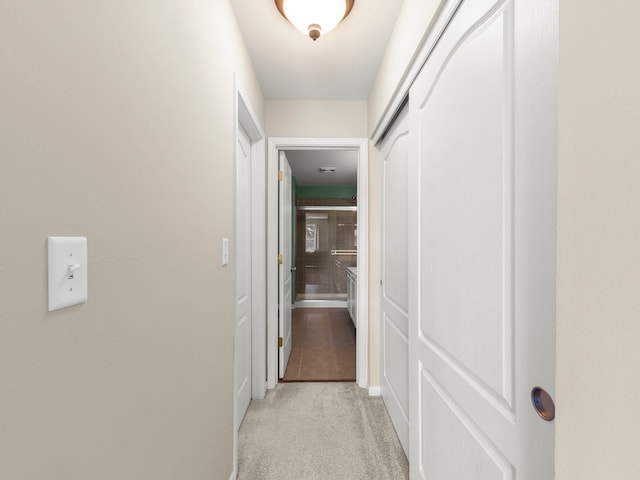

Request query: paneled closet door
[
  {"left": 380, "top": 105, "right": 410, "bottom": 455},
  {"left": 408, "top": 0, "right": 557, "bottom": 478}
]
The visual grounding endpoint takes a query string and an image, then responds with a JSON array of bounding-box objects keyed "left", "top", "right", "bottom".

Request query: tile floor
[{"left": 282, "top": 308, "right": 356, "bottom": 382}]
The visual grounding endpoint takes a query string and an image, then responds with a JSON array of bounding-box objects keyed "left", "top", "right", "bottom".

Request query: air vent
[{"left": 318, "top": 167, "right": 337, "bottom": 173}]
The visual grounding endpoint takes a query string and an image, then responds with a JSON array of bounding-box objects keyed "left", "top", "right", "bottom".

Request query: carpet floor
[{"left": 238, "top": 383, "right": 408, "bottom": 480}]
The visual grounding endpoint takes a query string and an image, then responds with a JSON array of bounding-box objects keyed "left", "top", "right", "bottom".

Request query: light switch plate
[{"left": 48, "top": 237, "right": 87, "bottom": 311}]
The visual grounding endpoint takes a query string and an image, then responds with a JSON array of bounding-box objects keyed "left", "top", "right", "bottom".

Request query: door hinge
[
  {"left": 278, "top": 254, "right": 283, "bottom": 265},
  {"left": 278, "top": 337, "right": 283, "bottom": 348},
  {"left": 278, "top": 170, "right": 284, "bottom": 182}
]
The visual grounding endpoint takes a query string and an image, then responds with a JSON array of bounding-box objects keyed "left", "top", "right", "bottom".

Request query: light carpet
[{"left": 238, "top": 382, "right": 408, "bottom": 480}]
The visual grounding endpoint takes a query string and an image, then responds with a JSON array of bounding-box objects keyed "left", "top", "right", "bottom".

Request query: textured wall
[{"left": 0, "top": 2, "right": 263, "bottom": 479}]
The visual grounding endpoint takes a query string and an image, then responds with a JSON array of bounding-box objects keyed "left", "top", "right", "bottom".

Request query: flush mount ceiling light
[
  {"left": 275, "top": 0, "right": 355, "bottom": 41},
  {"left": 319, "top": 167, "right": 337, "bottom": 173}
]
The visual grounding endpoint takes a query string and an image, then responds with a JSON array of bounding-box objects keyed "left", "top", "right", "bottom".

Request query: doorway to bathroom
[
  {"left": 284, "top": 150, "right": 357, "bottom": 381},
  {"left": 266, "top": 137, "right": 369, "bottom": 389}
]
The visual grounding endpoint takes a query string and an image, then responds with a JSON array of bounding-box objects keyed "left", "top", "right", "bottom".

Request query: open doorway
[
  {"left": 266, "top": 137, "right": 369, "bottom": 390},
  {"left": 280, "top": 149, "right": 358, "bottom": 382}
]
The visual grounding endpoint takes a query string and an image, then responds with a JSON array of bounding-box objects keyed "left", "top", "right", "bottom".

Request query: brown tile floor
[{"left": 282, "top": 308, "right": 356, "bottom": 382}]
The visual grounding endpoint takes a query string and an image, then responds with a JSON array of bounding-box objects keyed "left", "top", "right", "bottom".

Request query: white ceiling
[
  {"left": 285, "top": 150, "right": 358, "bottom": 186},
  {"left": 229, "top": 0, "right": 403, "bottom": 100},
  {"left": 230, "top": 1, "right": 396, "bottom": 186}
]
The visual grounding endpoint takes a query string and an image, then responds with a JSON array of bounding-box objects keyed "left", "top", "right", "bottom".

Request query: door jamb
[{"left": 266, "top": 137, "right": 369, "bottom": 390}]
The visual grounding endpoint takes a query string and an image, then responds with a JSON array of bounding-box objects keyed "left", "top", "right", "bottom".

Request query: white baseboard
[
  {"left": 368, "top": 386, "right": 381, "bottom": 396},
  {"left": 229, "top": 469, "right": 236, "bottom": 480}
]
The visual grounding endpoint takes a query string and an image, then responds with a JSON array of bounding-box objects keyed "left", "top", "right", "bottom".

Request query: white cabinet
[{"left": 346, "top": 267, "right": 357, "bottom": 328}]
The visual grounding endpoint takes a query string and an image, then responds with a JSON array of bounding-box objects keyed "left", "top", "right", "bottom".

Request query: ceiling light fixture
[
  {"left": 319, "top": 167, "right": 337, "bottom": 173},
  {"left": 275, "top": 0, "right": 355, "bottom": 41}
]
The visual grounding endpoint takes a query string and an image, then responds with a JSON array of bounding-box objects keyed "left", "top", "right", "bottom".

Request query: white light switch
[
  {"left": 222, "top": 238, "right": 229, "bottom": 266},
  {"left": 48, "top": 237, "right": 87, "bottom": 311}
]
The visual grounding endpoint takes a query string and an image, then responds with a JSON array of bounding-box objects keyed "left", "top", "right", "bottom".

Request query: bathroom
[
  {"left": 282, "top": 149, "right": 358, "bottom": 382},
  {"left": 286, "top": 150, "right": 358, "bottom": 307}
]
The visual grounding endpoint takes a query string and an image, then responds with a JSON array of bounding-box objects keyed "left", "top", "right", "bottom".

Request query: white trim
[
  {"left": 229, "top": 470, "right": 236, "bottom": 480},
  {"left": 233, "top": 74, "right": 265, "bottom": 479},
  {"left": 368, "top": 386, "right": 382, "bottom": 397},
  {"left": 267, "top": 137, "right": 369, "bottom": 390},
  {"left": 250, "top": 139, "right": 266, "bottom": 402},
  {"left": 356, "top": 138, "right": 370, "bottom": 391},
  {"left": 370, "top": 0, "right": 464, "bottom": 144},
  {"left": 294, "top": 301, "right": 348, "bottom": 309},
  {"left": 267, "top": 141, "right": 279, "bottom": 390}
]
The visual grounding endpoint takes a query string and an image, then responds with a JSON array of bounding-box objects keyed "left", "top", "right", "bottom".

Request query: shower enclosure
[{"left": 295, "top": 206, "right": 357, "bottom": 304}]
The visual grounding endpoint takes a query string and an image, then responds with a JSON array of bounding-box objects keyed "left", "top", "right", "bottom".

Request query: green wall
[{"left": 295, "top": 185, "right": 357, "bottom": 199}]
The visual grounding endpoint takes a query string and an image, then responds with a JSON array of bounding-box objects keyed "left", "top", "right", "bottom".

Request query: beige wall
[
  {"left": 0, "top": 2, "right": 263, "bottom": 479},
  {"left": 556, "top": 1, "right": 640, "bottom": 478},
  {"left": 367, "top": 0, "right": 443, "bottom": 135},
  {"left": 366, "top": 0, "right": 442, "bottom": 388},
  {"left": 265, "top": 100, "right": 367, "bottom": 137}
]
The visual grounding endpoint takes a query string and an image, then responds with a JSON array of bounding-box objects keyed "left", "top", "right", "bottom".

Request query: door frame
[
  {"left": 234, "top": 77, "right": 267, "bottom": 400},
  {"left": 232, "top": 76, "right": 265, "bottom": 478},
  {"left": 266, "top": 137, "right": 369, "bottom": 390}
]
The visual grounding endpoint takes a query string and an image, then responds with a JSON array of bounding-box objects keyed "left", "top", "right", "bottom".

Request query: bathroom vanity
[{"left": 346, "top": 267, "right": 357, "bottom": 328}]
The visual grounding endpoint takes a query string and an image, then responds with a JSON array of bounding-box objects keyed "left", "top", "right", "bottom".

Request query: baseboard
[
  {"left": 229, "top": 469, "right": 236, "bottom": 480},
  {"left": 368, "top": 386, "right": 381, "bottom": 396}
]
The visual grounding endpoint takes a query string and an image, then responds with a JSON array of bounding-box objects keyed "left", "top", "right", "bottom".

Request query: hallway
[{"left": 2, "top": 2, "right": 638, "bottom": 479}]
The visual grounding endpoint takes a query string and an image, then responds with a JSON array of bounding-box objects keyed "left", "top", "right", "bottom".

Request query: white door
[
  {"left": 278, "top": 151, "right": 293, "bottom": 378},
  {"left": 408, "top": 0, "right": 557, "bottom": 478},
  {"left": 234, "top": 126, "right": 252, "bottom": 430},
  {"left": 380, "top": 105, "right": 410, "bottom": 455}
]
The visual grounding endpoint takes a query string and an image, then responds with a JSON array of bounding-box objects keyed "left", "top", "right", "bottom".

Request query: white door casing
[
  {"left": 233, "top": 78, "right": 265, "bottom": 479},
  {"left": 278, "top": 152, "right": 293, "bottom": 378},
  {"left": 266, "top": 138, "right": 369, "bottom": 390},
  {"left": 408, "top": 0, "right": 557, "bottom": 478},
  {"left": 380, "top": 105, "right": 410, "bottom": 455},
  {"left": 234, "top": 125, "right": 252, "bottom": 431}
]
